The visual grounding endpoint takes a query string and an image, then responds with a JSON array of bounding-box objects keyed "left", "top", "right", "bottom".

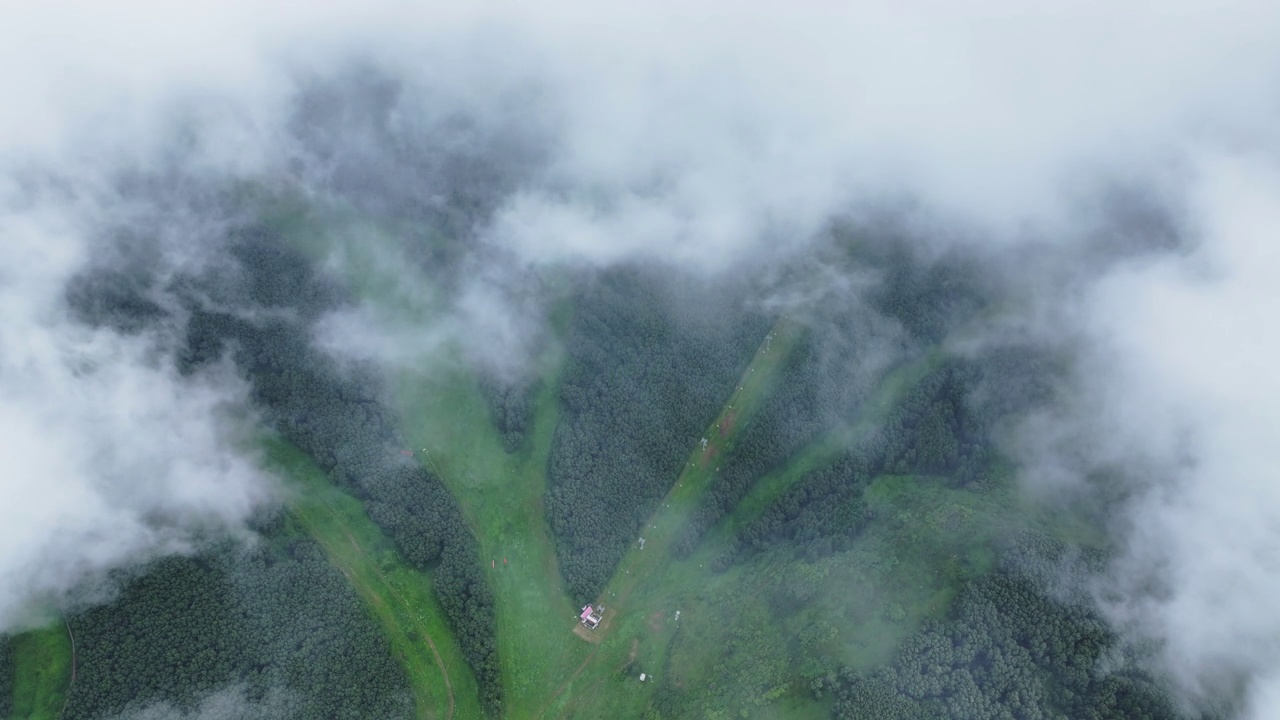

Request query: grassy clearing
[
  {"left": 8, "top": 620, "right": 72, "bottom": 720},
  {"left": 389, "top": 313, "right": 799, "bottom": 719},
  {"left": 266, "top": 440, "right": 482, "bottom": 720},
  {"left": 393, "top": 331, "right": 593, "bottom": 720}
]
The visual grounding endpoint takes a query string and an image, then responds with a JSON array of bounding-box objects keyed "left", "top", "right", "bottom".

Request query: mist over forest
[{"left": 2, "top": 3, "right": 1279, "bottom": 719}]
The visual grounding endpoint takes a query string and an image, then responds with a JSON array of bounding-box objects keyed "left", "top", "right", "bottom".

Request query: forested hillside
[
  {"left": 695, "top": 356, "right": 990, "bottom": 573},
  {"left": 587, "top": 316, "right": 1134, "bottom": 720},
  {"left": 183, "top": 233, "right": 502, "bottom": 714},
  {"left": 545, "top": 267, "right": 771, "bottom": 602},
  {"left": 675, "top": 325, "right": 881, "bottom": 557},
  {"left": 674, "top": 240, "right": 995, "bottom": 557},
  {"left": 863, "top": 241, "right": 988, "bottom": 345},
  {"left": 67, "top": 226, "right": 502, "bottom": 714},
  {"left": 0, "top": 636, "right": 12, "bottom": 719},
  {"left": 43, "top": 217, "right": 1182, "bottom": 720},
  {"left": 832, "top": 536, "right": 1201, "bottom": 720},
  {"left": 63, "top": 532, "right": 412, "bottom": 720}
]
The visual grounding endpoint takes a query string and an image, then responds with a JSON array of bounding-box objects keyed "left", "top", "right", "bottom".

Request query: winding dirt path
[
  {"left": 530, "top": 646, "right": 600, "bottom": 720},
  {"left": 335, "top": 523, "right": 456, "bottom": 720},
  {"left": 297, "top": 489, "right": 456, "bottom": 720}
]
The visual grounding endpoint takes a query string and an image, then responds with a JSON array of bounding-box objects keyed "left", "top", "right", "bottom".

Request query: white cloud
[
  {"left": 1073, "top": 154, "right": 1280, "bottom": 714},
  {"left": 112, "top": 685, "right": 294, "bottom": 720},
  {"left": 0, "top": 191, "right": 275, "bottom": 632}
]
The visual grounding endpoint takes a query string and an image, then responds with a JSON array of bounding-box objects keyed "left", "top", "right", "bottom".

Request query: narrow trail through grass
[
  {"left": 8, "top": 619, "right": 73, "bottom": 720},
  {"left": 267, "top": 440, "right": 481, "bottom": 720}
]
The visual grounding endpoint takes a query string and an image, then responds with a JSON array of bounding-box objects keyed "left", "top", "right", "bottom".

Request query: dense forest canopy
[
  {"left": 63, "top": 532, "right": 415, "bottom": 720},
  {"left": 0, "top": 636, "right": 11, "bottom": 719}
]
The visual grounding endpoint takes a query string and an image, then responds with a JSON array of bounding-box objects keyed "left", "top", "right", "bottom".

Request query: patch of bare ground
[{"left": 647, "top": 611, "right": 665, "bottom": 633}]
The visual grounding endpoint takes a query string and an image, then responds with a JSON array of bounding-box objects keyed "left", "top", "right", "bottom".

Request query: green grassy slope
[
  {"left": 8, "top": 620, "right": 72, "bottom": 720},
  {"left": 393, "top": 332, "right": 594, "bottom": 719},
  {"left": 267, "top": 440, "right": 483, "bottom": 720}
]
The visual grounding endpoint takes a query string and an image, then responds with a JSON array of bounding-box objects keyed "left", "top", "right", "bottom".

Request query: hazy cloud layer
[
  {"left": 0, "top": 190, "right": 275, "bottom": 632},
  {"left": 112, "top": 685, "right": 294, "bottom": 720},
  {"left": 1077, "top": 155, "right": 1280, "bottom": 717},
  {"left": 3, "top": 3, "right": 1280, "bottom": 716}
]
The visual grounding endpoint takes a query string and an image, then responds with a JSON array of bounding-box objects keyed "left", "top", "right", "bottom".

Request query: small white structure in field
[
  {"left": 639, "top": 673, "right": 647, "bottom": 682},
  {"left": 700, "top": 438, "right": 708, "bottom": 450},
  {"left": 638, "top": 537, "right": 646, "bottom": 549}
]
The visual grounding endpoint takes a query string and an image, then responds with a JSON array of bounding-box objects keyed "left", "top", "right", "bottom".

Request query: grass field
[
  {"left": 266, "top": 440, "right": 483, "bottom": 720},
  {"left": 8, "top": 619, "right": 73, "bottom": 720}
]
